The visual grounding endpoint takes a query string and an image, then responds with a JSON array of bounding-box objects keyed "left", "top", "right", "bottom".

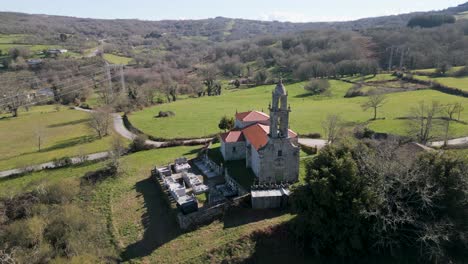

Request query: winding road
[
  {"left": 75, "top": 107, "right": 327, "bottom": 149},
  {"left": 1, "top": 106, "right": 465, "bottom": 179}
]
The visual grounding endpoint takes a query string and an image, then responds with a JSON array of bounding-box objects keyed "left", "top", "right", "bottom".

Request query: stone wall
[{"left": 177, "top": 194, "right": 251, "bottom": 230}]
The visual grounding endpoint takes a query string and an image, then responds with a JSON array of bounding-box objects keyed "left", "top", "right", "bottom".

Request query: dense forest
[{"left": 1, "top": 2, "right": 468, "bottom": 111}]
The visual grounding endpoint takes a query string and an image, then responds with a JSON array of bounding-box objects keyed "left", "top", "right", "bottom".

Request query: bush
[
  {"left": 300, "top": 133, "right": 321, "bottom": 139},
  {"left": 155, "top": 111, "right": 175, "bottom": 118},
  {"left": 4, "top": 216, "right": 46, "bottom": 248},
  {"left": 52, "top": 157, "right": 73, "bottom": 168},
  {"left": 129, "top": 134, "right": 150, "bottom": 152},
  {"left": 79, "top": 103, "right": 90, "bottom": 110},
  {"left": 304, "top": 79, "right": 330, "bottom": 95},
  {"left": 38, "top": 179, "right": 80, "bottom": 204},
  {"left": 344, "top": 84, "right": 364, "bottom": 98}
]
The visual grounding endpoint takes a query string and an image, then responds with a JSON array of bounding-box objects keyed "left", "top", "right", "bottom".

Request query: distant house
[
  {"left": 46, "top": 49, "right": 67, "bottom": 57},
  {"left": 26, "top": 59, "right": 43, "bottom": 68},
  {"left": 36, "top": 87, "right": 54, "bottom": 97}
]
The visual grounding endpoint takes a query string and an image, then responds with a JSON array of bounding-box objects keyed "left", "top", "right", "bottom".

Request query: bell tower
[{"left": 269, "top": 79, "right": 290, "bottom": 138}]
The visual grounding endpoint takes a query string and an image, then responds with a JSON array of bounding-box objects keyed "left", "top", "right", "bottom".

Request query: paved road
[
  {"left": 429, "top": 137, "right": 468, "bottom": 147},
  {"left": 75, "top": 107, "right": 211, "bottom": 147},
  {"left": 298, "top": 138, "right": 327, "bottom": 149},
  {"left": 0, "top": 152, "right": 109, "bottom": 178}
]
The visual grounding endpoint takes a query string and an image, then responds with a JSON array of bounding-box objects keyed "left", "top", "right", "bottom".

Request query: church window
[{"left": 278, "top": 150, "right": 282, "bottom": 157}]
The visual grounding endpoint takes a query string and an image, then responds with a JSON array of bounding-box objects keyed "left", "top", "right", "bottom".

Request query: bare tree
[
  {"left": 108, "top": 135, "right": 126, "bottom": 175},
  {"left": 408, "top": 101, "right": 441, "bottom": 144},
  {"left": 0, "top": 75, "right": 30, "bottom": 117},
  {"left": 441, "top": 103, "right": 463, "bottom": 146},
  {"left": 361, "top": 92, "right": 386, "bottom": 120},
  {"left": 88, "top": 107, "right": 111, "bottom": 139},
  {"left": 321, "top": 114, "right": 342, "bottom": 144}
]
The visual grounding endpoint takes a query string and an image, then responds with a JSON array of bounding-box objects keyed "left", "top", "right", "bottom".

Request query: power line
[
  {"left": 0, "top": 74, "right": 119, "bottom": 109},
  {"left": 0, "top": 70, "right": 106, "bottom": 102},
  {"left": 0, "top": 61, "right": 105, "bottom": 85},
  {"left": 0, "top": 71, "right": 108, "bottom": 105}
]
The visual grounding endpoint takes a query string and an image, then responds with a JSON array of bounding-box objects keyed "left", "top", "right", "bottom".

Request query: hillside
[{"left": 1, "top": 2, "right": 467, "bottom": 41}]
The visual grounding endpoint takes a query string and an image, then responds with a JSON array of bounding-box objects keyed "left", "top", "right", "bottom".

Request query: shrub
[
  {"left": 300, "top": 133, "right": 321, "bottom": 139},
  {"left": 4, "top": 216, "right": 46, "bottom": 248},
  {"left": 52, "top": 157, "right": 73, "bottom": 168},
  {"left": 345, "top": 84, "right": 364, "bottom": 98},
  {"left": 155, "top": 111, "right": 175, "bottom": 118},
  {"left": 129, "top": 134, "right": 150, "bottom": 152},
  {"left": 304, "top": 79, "right": 330, "bottom": 95},
  {"left": 38, "top": 179, "right": 80, "bottom": 204}
]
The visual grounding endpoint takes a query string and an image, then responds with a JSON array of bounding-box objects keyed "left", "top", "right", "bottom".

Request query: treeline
[
  {"left": 365, "top": 20, "right": 468, "bottom": 70},
  {"left": 407, "top": 14, "right": 456, "bottom": 28}
]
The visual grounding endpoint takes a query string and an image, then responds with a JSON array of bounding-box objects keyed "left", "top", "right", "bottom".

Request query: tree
[
  {"left": 253, "top": 70, "right": 268, "bottom": 85},
  {"left": 304, "top": 78, "right": 330, "bottom": 95},
  {"left": 88, "top": 107, "right": 111, "bottom": 139},
  {"left": 218, "top": 116, "right": 234, "bottom": 132},
  {"left": 291, "top": 143, "right": 375, "bottom": 256},
  {"left": 436, "top": 63, "right": 451, "bottom": 76},
  {"left": 361, "top": 92, "right": 386, "bottom": 120},
  {"left": 321, "top": 114, "right": 342, "bottom": 144},
  {"left": 408, "top": 101, "right": 441, "bottom": 144},
  {"left": 355, "top": 141, "right": 468, "bottom": 261},
  {"left": 441, "top": 103, "right": 464, "bottom": 146},
  {"left": 59, "top": 33, "right": 67, "bottom": 42}
]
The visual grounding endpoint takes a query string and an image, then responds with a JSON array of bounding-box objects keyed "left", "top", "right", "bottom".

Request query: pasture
[
  {"left": 128, "top": 80, "right": 468, "bottom": 140},
  {"left": 103, "top": 53, "right": 133, "bottom": 65},
  {"left": 413, "top": 75, "right": 468, "bottom": 92},
  {"left": 0, "top": 105, "right": 118, "bottom": 171}
]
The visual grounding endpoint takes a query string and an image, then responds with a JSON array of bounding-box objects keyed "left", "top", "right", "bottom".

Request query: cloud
[{"left": 259, "top": 11, "right": 311, "bottom": 23}]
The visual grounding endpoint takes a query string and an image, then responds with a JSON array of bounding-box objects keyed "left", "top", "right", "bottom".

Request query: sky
[{"left": 1, "top": 0, "right": 466, "bottom": 22}]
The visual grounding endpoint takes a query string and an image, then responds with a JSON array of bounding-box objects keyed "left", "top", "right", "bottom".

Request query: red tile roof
[
  {"left": 242, "top": 124, "right": 298, "bottom": 151},
  {"left": 242, "top": 124, "right": 269, "bottom": 150},
  {"left": 235, "top": 111, "right": 270, "bottom": 122},
  {"left": 220, "top": 131, "right": 245, "bottom": 143}
]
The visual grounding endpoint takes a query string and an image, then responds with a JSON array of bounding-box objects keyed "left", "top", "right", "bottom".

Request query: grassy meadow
[
  {"left": 103, "top": 53, "right": 133, "bottom": 65},
  {"left": 0, "top": 105, "right": 120, "bottom": 171},
  {"left": 128, "top": 79, "right": 468, "bottom": 140},
  {"left": 413, "top": 75, "right": 468, "bottom": 92}
]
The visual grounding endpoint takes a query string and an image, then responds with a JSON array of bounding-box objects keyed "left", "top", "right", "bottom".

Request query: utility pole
[
  {"left": 387, "top": 46, "right": 395, "bottom": 72},
  {"left": 105, "top": 63, "right": 113, "bottom": 105},
  {"left": 120, "top": 65, "right": 126, "bottom": 94}
]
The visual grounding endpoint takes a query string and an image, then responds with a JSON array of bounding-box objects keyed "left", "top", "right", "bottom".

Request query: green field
[
  {"left": 128, "top": 80, "right": 468, "bottom": 140},
  {"left": 342, "top": 73, "right": 396, "bottom": 83},
  {"left": 0, "top": 105, "right": 120, "bottom": 170},
  {"left": 413, "top": 75, "right": 468, "bottom": 91},
  {"left": 0, "top": 145, "right": 293, "bottom": 262},
  {"left": 103, "top": 53, "right": 133, "bottom": 65},
  {"left": 413, "top": 66, "right": 465, "bottom": 75}
]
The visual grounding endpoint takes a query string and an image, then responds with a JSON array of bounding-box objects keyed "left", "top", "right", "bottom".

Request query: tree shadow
[
  {"left": 33, "top": 135, "right": 97, "bottom": 153},
  {"left": 120, "top": 177, "right": 181, "bottom": 261},
  {"left": 47, "top": 118, "right": 90, "bottom": 128},
  {"left": 223, "top": 207, "right": 286, "bottom": 229},
  {"left": 294, "top": 92, "right": 315, "bottom": 98}
]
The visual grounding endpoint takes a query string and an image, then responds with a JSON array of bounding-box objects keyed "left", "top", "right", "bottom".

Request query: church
[{"left": 220, "top": 80, "right": 300, "bottom": 185}]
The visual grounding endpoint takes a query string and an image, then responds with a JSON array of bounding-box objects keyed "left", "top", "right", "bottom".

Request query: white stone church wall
[
  {"left": 221, "top": 141, "right": 246, "bottom": 161},
  {"left": 257, "top": 138, "right": 300, "bottom": 183}
]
